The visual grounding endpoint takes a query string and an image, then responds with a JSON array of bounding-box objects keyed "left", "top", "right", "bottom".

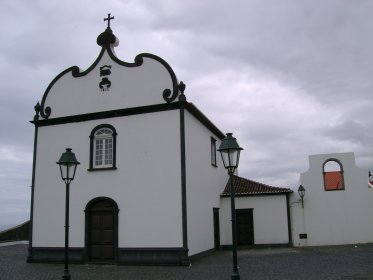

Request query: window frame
[
  {"left": 88, "top": 124, "right": 117, "bottom": 171},
  {"left": 211, "top": 137, "right": 217, "bottom": 167},
  {"left": 322, "top": 158, "right": 345, "bottom": 191}
]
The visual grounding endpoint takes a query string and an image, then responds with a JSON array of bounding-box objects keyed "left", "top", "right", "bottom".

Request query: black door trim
[
  {"left": 84, "top": 197, "right": 119, "bottom": 263},
  {"left": 213, "top": 208, "right": 220, "bottom": 249},
  {"left": 236, "top": 208, "right": 254, "bottom": 246}
]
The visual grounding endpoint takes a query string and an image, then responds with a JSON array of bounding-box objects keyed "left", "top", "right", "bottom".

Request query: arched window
[
  {"left": 323, "top": 159, "right": 344, "bottom": 191},
  {"left": 89, "top": 124, "right": 117, "bottom": 170}
]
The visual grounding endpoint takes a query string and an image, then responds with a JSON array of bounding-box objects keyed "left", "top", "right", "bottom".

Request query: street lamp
[
  {"left": 298, "top": 185, "right": 305, "bottom": 208},
  {"left": 57, "top": 148, "right": 80, "bottom": 280},
  {"left": 218, "top": 133, "right": 243, "bottom": 280}
]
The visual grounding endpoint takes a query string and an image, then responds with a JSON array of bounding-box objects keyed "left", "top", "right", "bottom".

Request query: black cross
[{"left": 104, "top": 13, "right": 114, "bottom": 28}]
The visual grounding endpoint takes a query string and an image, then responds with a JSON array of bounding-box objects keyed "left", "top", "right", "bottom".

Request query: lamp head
[
  {"left": 298, "top": 185, "right": 305, "bottom": 198},
  {"left": 217, "top": 133, "right": 243, "bottom": 174},
  {"left": 57, "top": 148, "right": 80, "bottom": 184}
]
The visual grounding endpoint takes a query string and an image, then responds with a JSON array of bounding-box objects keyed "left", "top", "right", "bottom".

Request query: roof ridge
[
  {"left": 233, "top": 175, "right": 290, "bottom": 190},
  {"left": 222, "top": 175, "right": 293, "bottom": 197}
]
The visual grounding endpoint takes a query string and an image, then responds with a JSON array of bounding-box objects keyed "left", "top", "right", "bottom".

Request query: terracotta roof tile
[{"left": 221, "top": 175, "right": 293, "bottom": 197}]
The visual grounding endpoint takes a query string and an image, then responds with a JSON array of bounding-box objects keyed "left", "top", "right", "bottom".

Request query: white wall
[
  {"left": 220, "top": 195, "right": 290, "bottom": 246},
  {"left": 33, "top": 110, "right": 183, "bottom": 248},
  {"left": 44, "top": 51, "right": 175, "bottom": 118},
  {"left": 291, "top": 152, "right": 373, "bottom": 247},
  {"left": 184, "top": 110, "right": 228, "bottom": 256}
]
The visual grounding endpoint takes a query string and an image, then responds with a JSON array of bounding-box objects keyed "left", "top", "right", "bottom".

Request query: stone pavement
[{"left": 1, "top": 244, "right": 373, "bottom": 280}]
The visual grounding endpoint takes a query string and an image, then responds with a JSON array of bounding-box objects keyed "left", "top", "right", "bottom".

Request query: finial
[
  {"left": 34, "top": 102, "right": 41, "bottom": 114},
  {"left": 104, "top": 13, "right": 114, "bottom": 28},
  {"left": 34, "top": 102, "right": 41, "bottom": 122},
  {"left": 97, "top": 14, "right": 119, "bottom": 47},
  {"left": 178, "top": 81, "right": 187, "bottom": 101}
]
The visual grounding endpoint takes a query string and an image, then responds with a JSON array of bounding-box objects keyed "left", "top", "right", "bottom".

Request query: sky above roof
[{"left": 0, "top": 0, "right": 372, "bottom": 225}]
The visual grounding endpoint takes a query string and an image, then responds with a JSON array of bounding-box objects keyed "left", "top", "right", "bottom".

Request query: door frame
[
  {"left": 213, "top": 208, "right": 220, "bottom": 249},
  {"left": 236, "top": 208, "right": 254, "bottom": 246},
  {"left": 84, "top": 197, "right": 119, "bottom": 263}
]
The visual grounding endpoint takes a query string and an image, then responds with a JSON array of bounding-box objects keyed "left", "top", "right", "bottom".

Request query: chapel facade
[{"left": 28, "top": 17, "right": 372, "bottom": 265}]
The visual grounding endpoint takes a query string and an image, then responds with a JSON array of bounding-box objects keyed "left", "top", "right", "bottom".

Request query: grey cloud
[
  {"left": 0, "top": 0, "right": 371, "bottom": 225},
  {"left": 323, "top": 120, "right": 372, "bottom": 146}
]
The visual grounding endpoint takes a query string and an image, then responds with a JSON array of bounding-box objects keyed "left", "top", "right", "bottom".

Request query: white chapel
[{"left": 27, "top": 17, "right": 373, "bottom": 265}]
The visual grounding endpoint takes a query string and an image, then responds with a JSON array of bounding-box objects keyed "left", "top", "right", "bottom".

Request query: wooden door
[
  {"left": 236, "top": 209, "right": 254, "bottom": 246},
  {"left": 87, "top": 199, "right": 117, "bottom": 262}
]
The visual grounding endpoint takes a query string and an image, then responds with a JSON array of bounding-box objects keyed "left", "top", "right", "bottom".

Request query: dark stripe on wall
[
  {"left": 33, "top": 103, "right": 180, "bottom": 126},
  {"left": 27, "top": 111, "right": 40, "bottom": 262},
  {"left": 32, "top": 102, "right": 224, "bottom": 140},
  {"left": 220, "top": 192, "right": 293, "bottom": 198},
  {"left": 28, "top": 247, "right": 84, "bottom": 264},
  {"left": 29, "top": 247, "right": 189, "bottom": 266},
  {"left": 179, "top": 105, "right": 189, "bottom": 265},
  {"left": 286, "top": 193, "right": 293, "bottom": 246},
  {"left": 183, "top": 103, "right": 225, "bottom": 139},
  {"left": 221, "top": 243, "right": 290, "bottom": 250},
  {"left": 118, "top": 248, "right": 189, "bottom": 265}
]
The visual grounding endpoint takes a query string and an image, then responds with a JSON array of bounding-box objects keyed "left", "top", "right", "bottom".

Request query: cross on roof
[{"left": 104, "top": 13, "right": 114, "bottom": 28}]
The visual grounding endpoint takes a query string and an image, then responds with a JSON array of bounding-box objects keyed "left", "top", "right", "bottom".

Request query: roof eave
[{"left": 220, "top": 191, "right": 293, "bottom": 197}]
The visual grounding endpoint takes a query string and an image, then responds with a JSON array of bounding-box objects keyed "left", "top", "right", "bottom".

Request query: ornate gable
[{"left": 38, "top": 23, "right": 180, "bottom": 120}]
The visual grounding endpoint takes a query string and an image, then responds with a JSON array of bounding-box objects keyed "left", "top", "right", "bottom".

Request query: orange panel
[{"left": 325, "top": 172, "right": 343, "bottom": 190}]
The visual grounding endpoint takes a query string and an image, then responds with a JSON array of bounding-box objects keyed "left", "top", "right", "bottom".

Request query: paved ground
[{"left": 0, "top": 244, "right": 373, "bottom": 280}]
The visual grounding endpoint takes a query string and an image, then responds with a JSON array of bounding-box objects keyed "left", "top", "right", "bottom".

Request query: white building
[
  {"left": 291, "top": 152, "right": 373, "bottom": 247},
  {"left": 28, "top": 24, "right": 229, "bottom": 265},
  {"left": 219, "top": 176, "right": 293, "bottom": 248},
  {"left": 28, "top": 21, "right": 372, "bottom": 266}
]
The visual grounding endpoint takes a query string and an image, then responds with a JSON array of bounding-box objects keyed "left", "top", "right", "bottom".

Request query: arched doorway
[{"left": 85, "top": 197, "right": 119, "bottom": 263}]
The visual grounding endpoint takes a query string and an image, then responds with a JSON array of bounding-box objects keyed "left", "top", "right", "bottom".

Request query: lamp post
[
  {"left": 57, "top": 148, "right": 80, "bottom": 280},
  {"left": 218, "top": 133, "right": 243, "bottom": 280},
  {"left": 298, "top": 185, "right": 305, "bottom": 208}
]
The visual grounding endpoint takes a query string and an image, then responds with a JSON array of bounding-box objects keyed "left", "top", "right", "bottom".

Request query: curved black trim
[
  {"left": 84, "top": 197, "right": 119, "bottom": 263},
  {"left": 39, "top": 47, "right": 179, "bottom": 119},
  {"left": 85, "top": 196, "right": 119, "bottom": 211},
  {"left": 72, "top": 48, "right": 106, "bottom": 78},
  {"left": 322, "top": 158, "right": 344, "bottom": 172},
  {"left": 39, "top": 67, "right": 72, "bottom": 119},
  {"left": 105, "top": 48, "right": 179, "bottom": 103},
  {"left": 322, "top": 158, "right": 345, "bottom": 191},
  {"left": 39, "top": 48, "right": 106, "bottom": 119},
  {"left": 89, "top": 124, "right": 117, "bottom": 170}
]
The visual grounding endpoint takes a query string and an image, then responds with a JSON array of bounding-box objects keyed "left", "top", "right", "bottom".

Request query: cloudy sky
[{"left": 0, "top": 0, "right": 372, "bottom": 226}]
